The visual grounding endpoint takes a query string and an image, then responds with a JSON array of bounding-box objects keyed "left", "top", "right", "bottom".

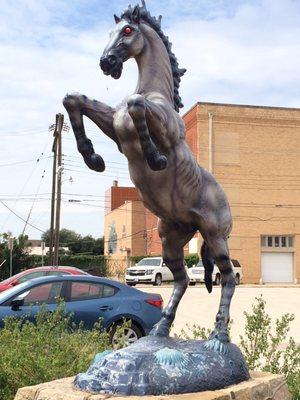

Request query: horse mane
[{"left": 118, "top": 1, "right": 186, "bottom": 112}]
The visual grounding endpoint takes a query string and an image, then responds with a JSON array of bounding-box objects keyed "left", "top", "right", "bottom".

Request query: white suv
[
  {"left": 188, "top": 259, "right": 243, "bottom": 286},
  {"left": 125, "top": 257, "right": 174, "bottom": 286}
]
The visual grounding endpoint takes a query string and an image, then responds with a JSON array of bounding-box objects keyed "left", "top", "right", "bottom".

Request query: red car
[{"left": 0, "top": 266, "right": 89, "bottom": 293}]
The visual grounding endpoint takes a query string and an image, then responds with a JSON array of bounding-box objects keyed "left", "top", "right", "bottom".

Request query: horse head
[{"left": 100, "top": 4, "right": 145, "bottom": 79}]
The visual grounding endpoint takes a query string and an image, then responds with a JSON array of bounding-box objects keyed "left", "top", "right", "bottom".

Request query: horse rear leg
[
  {"left": 63, "top": 93, "right": 119, "bottom": 171},
  {"left": 205, "top": 236, "right": 235, "bottom": 353},
  {"left": 150, "top": 220, "right": 194, "bottom": 337}
]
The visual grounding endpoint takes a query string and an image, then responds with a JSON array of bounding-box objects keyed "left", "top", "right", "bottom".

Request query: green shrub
[
  {"left": 0, "top": 303, "right": 111, "bottom": 400},
  {"left": 178, "top": 296, "right": 300, "bottom": 399},
  {"left": 184, "top": 253, "right": 199, "bottom": 268},
  {"left": 177, "top": 324, "right": 211, "bottom": 340},
  {"left": 129, "top": 254, "right": 200, "bottom": 269},
  {"left": 239, "top": 296, "right": 300, "bottom": 400}
]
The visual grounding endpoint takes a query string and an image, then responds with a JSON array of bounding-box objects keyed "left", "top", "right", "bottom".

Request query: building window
[{"left": 261, "top": 235, "right": 294, "bottom": 249}]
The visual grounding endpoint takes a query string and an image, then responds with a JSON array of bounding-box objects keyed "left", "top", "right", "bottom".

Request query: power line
[
  {"left": 60, "top": 200, "right": 300, "bottom": 220},
  {"left": 64, "top": 168, "right": 131, "bottom": 181},
  {"left": 0, "top": 156, "right": 52, "bottom": 168},
  {"left": 0, "top": 137, "right": 52, "bottom": 232},
  {"left": 1, "top": 193, "right": 300, "bottom": 209},
  {"left": 22, "top": 168, "right": 47, "bottom": 235},
  {"left": 0, "top": 201, "right": 45, "bottom": 233},
  {"left": 64, "top": 154, "right": 128, "bottom": 166},
  {"left": 104, "top": 228, "right": 146, "bottom": 244},
  {"left": 63, "top": 163, "right": 130, "bottom": 177}
]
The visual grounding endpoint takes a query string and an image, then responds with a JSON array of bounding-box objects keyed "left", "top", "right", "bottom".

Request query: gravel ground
[{"left": 139, "top": 285, "right": 300, "bottom": 344}]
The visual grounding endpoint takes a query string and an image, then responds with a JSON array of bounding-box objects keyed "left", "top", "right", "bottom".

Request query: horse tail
[{"left": 200, "top": 241, "right": 215, "bottom": 294}]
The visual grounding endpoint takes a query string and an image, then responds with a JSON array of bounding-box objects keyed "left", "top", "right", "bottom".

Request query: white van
[{"left": 125, "top": 257, "right": 174, "bottom": 286}]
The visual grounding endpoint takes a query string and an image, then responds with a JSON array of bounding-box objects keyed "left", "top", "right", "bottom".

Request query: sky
[{"left": 0, "top": 0, "right": 299, "bottom": 240}]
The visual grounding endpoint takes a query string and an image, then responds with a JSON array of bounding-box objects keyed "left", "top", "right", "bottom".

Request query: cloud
[
  {"left": 167, "top": 0, "right": 300, "bottom": 109},
  {"left": 0, "top": 0, "right": 299, "bottom": 238}
]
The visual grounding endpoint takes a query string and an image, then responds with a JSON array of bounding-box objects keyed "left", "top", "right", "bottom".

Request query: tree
[
  {"left": 92, "top": 237, "right": 104, "bottom": 255},
  {"left": 41, "top": 229, "right": 79, "bottom": 247},
  {"left": 41, "top": 229, "right": 104, "bottom": 255},
  {"left": 0, "top": 233, "right": 31, "bottom": 280}
]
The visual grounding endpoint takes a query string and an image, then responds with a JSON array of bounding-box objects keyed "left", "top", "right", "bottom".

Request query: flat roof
[{"left": 182, "top": 101, "right": 300, "bottom": 117}]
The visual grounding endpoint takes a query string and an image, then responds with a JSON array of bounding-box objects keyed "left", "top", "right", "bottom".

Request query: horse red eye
[{"left": 124, "top": 27, "right": 133, "bottom": 35}]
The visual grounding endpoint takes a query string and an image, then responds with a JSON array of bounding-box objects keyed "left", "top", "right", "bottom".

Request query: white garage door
[{"left": 261, "top": 252, "right": 293, "bottom": 283}]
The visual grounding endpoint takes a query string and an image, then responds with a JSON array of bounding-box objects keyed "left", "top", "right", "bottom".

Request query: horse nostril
[
  {"left": 100, "top": 57, "right": 110, "bottom": 72},
  {"left": 108, "top": 55, "right": 117, "bottom": 65},
  {"left": 100, "top": 55, "right": 117, "bottom": 72}
]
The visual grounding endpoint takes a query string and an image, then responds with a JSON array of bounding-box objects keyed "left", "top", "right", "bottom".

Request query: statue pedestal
[
  {"left": 73, "top": 336, "right": 249, "bottom": 395},
  {"left": 14, "top": 372, "right": 291, "bottom": 400}
]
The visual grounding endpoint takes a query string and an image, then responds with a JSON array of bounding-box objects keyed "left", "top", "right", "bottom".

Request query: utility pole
[
  {"left": 54, "top": 113, "right": 64, "bottom": 267},
  {"left": 49, "top": 115, "right": 59, "bottom": 266},
  {"left": 49, "top": 114, "right": 68, "bottom": 267}
]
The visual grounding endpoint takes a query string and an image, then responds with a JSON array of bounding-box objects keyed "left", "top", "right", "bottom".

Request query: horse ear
[
  {"left": 132, "top": 5, "right": 140, "bottom": 23},
  {"left": 114, "top": 14, "right": 121, "bottom": 24}
]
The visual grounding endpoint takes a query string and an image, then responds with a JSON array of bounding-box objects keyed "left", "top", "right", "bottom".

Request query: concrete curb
[{"left": 14, "top": 372, "right": 291, "bottom": 400}]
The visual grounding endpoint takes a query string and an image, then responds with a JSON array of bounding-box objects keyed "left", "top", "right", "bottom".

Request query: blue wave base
[{"left": 74, "top": 336, "right": 250, "bottom": 396}]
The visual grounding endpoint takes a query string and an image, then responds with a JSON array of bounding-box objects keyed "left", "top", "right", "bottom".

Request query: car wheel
[
  {"left": 127, "top": 282, "right": 136, "bottom": 286},
  {"left": 214, "top": 274, "right": 221, "bottom": 286},
  {"left": 153, "top": 274, "right": 162, "bottom": 286},
  {"left": 189, "top": 282, "right": 196, "bottom": 286},
  {"left": 235, "top": 274, "right": 240, "bottom": 285},
  {"left": 110, "top": 321, "right": 143, "bottom": 348}
]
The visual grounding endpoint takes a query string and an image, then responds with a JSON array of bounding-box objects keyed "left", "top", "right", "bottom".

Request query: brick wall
[{"left": 104, "top": 102, "right": 300, "bottom": 283}]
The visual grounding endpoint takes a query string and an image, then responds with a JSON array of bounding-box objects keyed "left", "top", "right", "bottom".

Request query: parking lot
[{"left": 140, "top": 285, "right": 300, "bottom": 344}]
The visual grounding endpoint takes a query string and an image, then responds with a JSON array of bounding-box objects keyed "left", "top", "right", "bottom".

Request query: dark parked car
[
  {"left": 0, "top": 266, "right": 89, "bottom": 293},
  {"left": 0, "top": 275, "right": 163, "bottom": 345}
]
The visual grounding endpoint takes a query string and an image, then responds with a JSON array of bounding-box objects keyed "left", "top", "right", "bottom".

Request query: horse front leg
[
  {"left": 150, "top": 220, "right": 194, "bottom": 337},
  {"left": 63, "top": 93, "right": 120, "bottom": 172},
  {"left": 127, "top": 94, "right": 167, "bottom": 171}
]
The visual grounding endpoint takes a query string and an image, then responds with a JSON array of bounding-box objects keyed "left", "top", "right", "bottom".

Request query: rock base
[
  {"left": 14, "top": 372, "right": 291, "bottom": 400},
  {"left": 75, "top": 336, "right": 249, "bottom": 395}
]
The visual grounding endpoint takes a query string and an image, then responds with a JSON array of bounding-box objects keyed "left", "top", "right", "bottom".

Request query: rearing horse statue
[{"left": 63, "top": 1, "right": 235, "bottom": 352}]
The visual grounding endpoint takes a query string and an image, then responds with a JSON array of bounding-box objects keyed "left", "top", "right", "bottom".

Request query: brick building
[{"left": 104, "top": 102, "right": 300, "bottom": 284}]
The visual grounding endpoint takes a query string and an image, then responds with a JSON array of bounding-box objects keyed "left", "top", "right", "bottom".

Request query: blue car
[{"left": 0, "top": 275, "right": 163, "bottom": 345}]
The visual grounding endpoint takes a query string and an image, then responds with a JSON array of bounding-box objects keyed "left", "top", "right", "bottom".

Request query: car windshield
[
  {"left": 196, "top": 261, "right": 204, "bottom": 268},
  {"left": 0, "top": 281, "right": 32, "bottom": 304},
  {"left": 136, "top": 258, "right": 161, "bottom": 266},
  {"left": 0, "top": 270, "right": 28, "bottom": 284}
]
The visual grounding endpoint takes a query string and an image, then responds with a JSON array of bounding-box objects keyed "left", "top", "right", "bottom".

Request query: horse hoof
[
  {"left": 84, "top": 154, "right": 105, "bottom": 172},
  {"left": 148, "top": 155, "right": 167, "bottom": 171},
  {"left": 149, "top": 322, "right": 170, "bottom": 337},
  {"left": 204, "top": 338, "right": 229, "bottom": 354}
]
